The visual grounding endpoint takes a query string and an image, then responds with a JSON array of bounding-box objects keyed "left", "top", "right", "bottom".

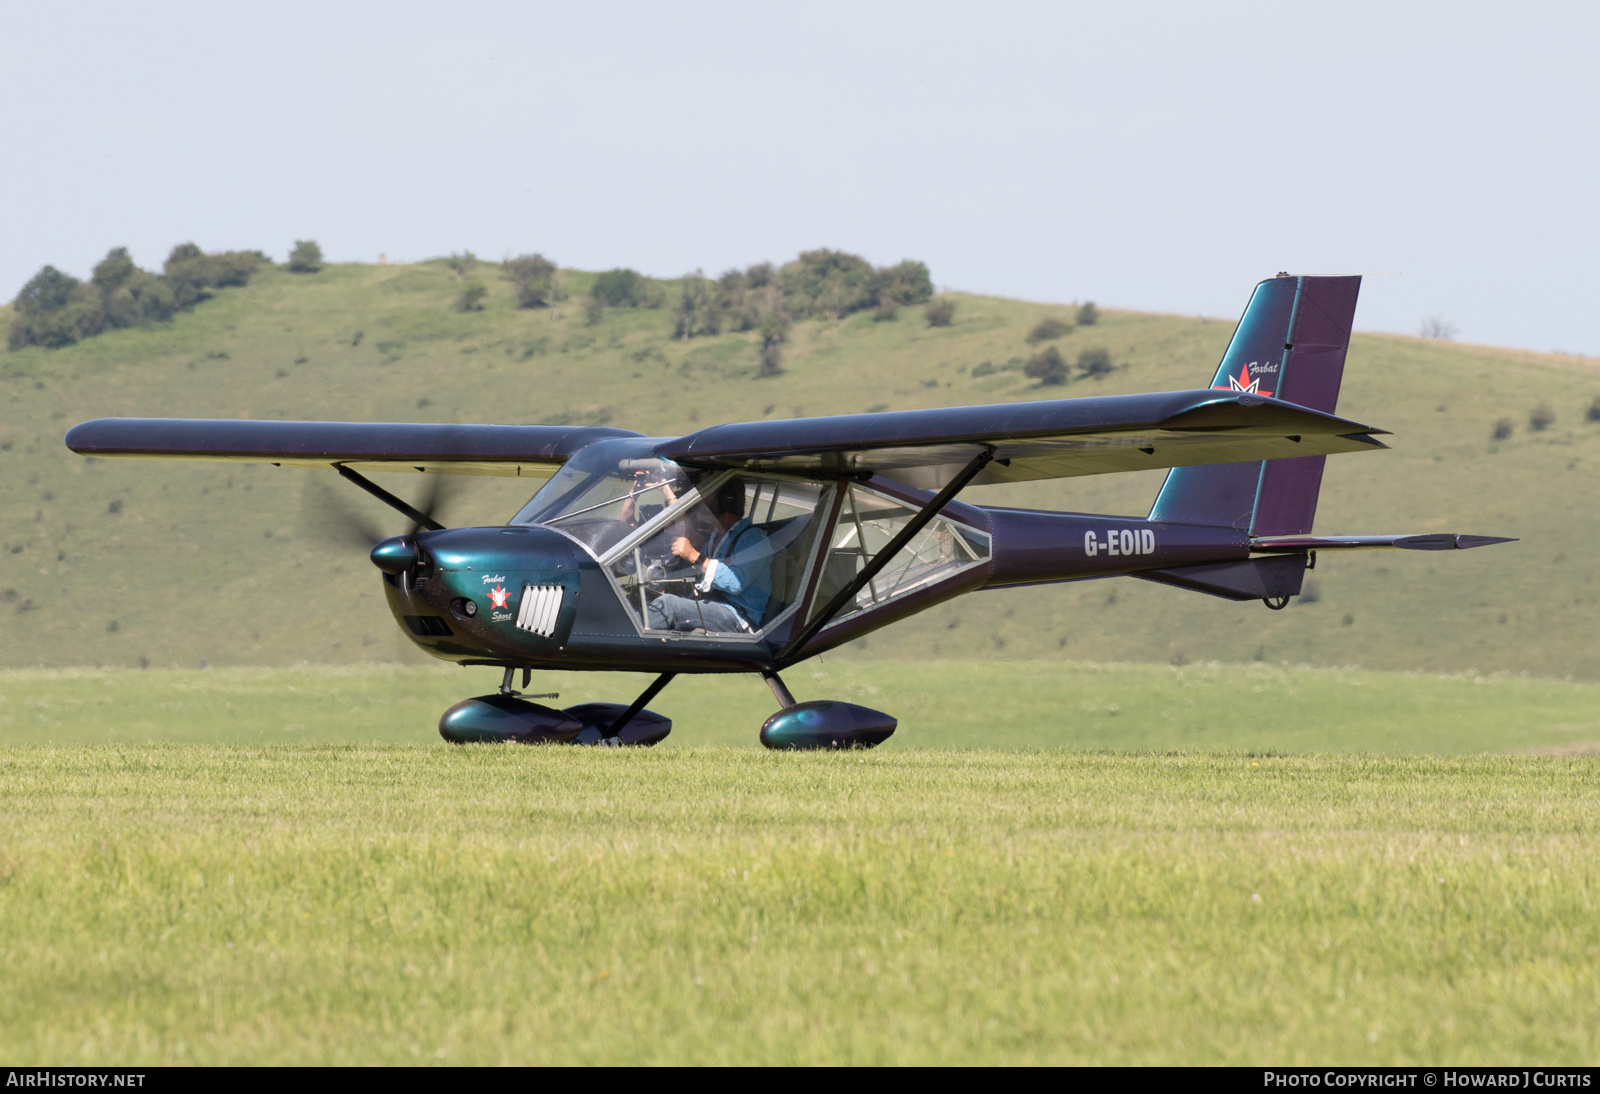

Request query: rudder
[{"left": 1149, "top": 274, "right": 1362, "bottom": 534}]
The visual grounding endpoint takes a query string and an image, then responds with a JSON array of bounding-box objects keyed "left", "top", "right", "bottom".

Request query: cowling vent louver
[{"left": 515, "top": 585, "right": 563, "bottom": 637}]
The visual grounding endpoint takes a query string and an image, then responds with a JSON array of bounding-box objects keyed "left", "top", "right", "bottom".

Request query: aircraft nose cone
[{"left": 370, "top": 536, "right": 418, "bottom": 574}]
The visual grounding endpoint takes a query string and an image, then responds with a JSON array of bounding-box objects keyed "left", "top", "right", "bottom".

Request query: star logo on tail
[{"left": 1215, "top": 363, "right": 1273, "bottom": 398}]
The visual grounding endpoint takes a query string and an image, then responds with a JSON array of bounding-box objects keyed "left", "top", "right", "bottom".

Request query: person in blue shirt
[{"left": 647, "top": 476, "right": 771, "bottom": 633}]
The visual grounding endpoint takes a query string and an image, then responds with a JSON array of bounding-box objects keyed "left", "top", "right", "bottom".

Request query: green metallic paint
[{"left": 758, "top": 700, "right": 897, "bottom": 750}]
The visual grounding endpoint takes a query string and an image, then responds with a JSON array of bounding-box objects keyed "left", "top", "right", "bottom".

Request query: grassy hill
[{"left": 2, "top": 260, "right": 1599, "bottom": 678}]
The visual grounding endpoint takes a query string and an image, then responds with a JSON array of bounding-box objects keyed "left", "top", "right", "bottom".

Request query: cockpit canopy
[
  {"left": 511, "top": 438, "right": 694, "bottom": 556},
  {"left": 510, "top": 438, "right": 991, "bottom": 641}
]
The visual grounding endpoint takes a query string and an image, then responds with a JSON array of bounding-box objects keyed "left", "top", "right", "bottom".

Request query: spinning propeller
[{"left": 298, "top": 471, "right": 461, "bottom": 550}]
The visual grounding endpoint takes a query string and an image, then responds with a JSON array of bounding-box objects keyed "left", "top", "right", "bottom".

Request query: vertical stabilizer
[{"left": 1149, "top": 274, "right": 1362, "bottom": 534}]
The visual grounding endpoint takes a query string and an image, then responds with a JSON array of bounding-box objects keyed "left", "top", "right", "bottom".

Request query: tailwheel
[{"left": 757, "top": 671, "right": 897, "bottom": 750}]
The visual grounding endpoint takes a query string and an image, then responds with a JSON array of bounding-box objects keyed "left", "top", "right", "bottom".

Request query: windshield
[{"left": 510, "top": 438, "right": 699, "bottom": 555}]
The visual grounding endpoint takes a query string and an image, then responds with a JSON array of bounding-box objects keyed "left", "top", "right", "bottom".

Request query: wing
[
  {"left": 63, "top": 418, "right": 643, "bottom": 478},
  {"left": 658, "top": 390, "right": 1390, "bottom": 489}
]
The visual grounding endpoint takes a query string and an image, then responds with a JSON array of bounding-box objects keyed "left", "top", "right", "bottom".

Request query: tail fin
[{"left": 1149, "top": 274, "right": 1362, "bottom": 534}]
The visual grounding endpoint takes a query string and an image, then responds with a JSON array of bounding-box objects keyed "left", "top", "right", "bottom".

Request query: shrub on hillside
[
  {"left": 1026, "top": 316, "right": 1072, "bottom": 344},
  {"left": 583, "top": 295, "right": 605, "bottom": 325},
  {"left": 591, "top": 268, "right": 650, "bottom": 308},
  {"left": 1077, "top": 346, "right": 1114, "bottom": 380},
  {"left": 164, "top": 243, "right": 263, "bottom": 309},
  {"left": 674, "top": 272, "right": 723, "bottom": 339},
  {"left": 1076, "top": 301, "right": 1100, "bottom": 326},
  {"left": 757, "top": 309, "right": 790, "bottom": 377},
  {"left": 777, "top": 251, "right": 935, "bottom": 321},
  {"left": 925, "top": 299, "right": 956, "bottom": 327},
  {"left": 503, "top": 253, "right": 559, "bottom": 308},
  {"left": 8, "top": 267, "right": 95, "bottom": 349},
  {"left": 782, "top": 249, "right": 877, "bottom": 319},
  {"left": 448, "top": 251, "right": 478, "bottom": 278},
  {"left": 1588, "top": 395, "right": 1600, "bottom": 423},
  {"left": 728, "top": 280, "right": 786, "bottom": 334},
  {"left": 1024, "top": 346, "right": 1069, "bottom": 386},
  {"left": 9, "top": 244, "right": 263, "bottom": 350},
  {"left": 104, "top": 266, "right": 175, "bottom": 326},
  {"left": 1492, "top": 418, "right": 1514, "bottom": 441},
  {"left": 872, "top": 260, "right": 933, "bottom": 307},
  {"left": 1529, "top": 402, "right": 1555, "bottom": 432},
  {"left": 872, "top": 299, "right": 900, "bottom": 322},
  {"left": 455, "top": 282, "right": 487, "bottom": 312},
  {"left": 288, "top": 240, "right": 323, "bottom": 273}
]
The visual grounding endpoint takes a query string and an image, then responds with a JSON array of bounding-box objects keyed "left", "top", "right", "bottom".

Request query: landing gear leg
[
  {"left": 606, "top": 672, "right": 676, "bottom": 741},
  {"left": 762, "top": 670, "right": 797, "bottom": 709},
  {"left": 557, "top": 673, "right": 677, "bottom": 747},
  {"left": 498, "top": 667, "right": 543, "bottom": 697},
  {"left": 757, "top": 670, "right": 896, "bottom": 750}
]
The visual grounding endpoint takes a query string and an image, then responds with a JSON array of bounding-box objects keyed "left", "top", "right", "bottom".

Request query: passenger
[
  {"left": 618, "top": 462, "right": 680, "bottom": 528},
  {"left": 647, "top": 476, "right": 771, "bottom": 633}
]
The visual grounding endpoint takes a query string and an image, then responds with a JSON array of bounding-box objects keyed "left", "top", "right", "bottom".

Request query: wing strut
[
  {"left": 335, "top": 464, "right": 446, "bottom": 531},
  {"left": 777, "top": 448, "right": 995, "bottom": 665}
]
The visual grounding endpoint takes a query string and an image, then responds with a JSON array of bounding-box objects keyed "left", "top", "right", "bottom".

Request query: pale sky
[{"left": 5, "top": 0, "right": 1597, "bottom": 354}]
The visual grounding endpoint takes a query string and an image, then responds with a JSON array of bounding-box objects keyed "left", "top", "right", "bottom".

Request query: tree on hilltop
[
  {"left": 503, "top": 254, "right": 559, "bottom": 308},
  {"left": 288, "top": 240, "right": 323, "bottom": 273}
]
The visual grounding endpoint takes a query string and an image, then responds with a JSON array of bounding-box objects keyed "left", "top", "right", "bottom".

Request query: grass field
[
  {"left": 4, "top": 660, "right": 1600, "bottom": 754},
  {"left": 1, "top": 742, "right": 1596, "bottom": 1065},
  {"left": 2, "top": 259, "right": 1599, "bottom": 677}
]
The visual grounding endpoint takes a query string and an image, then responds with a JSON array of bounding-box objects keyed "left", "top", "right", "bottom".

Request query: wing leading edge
[
  {"left": 657, "top": 390, "right": 1388, "bottom": 489},
  {"left": 63, "top": 418, "right": 643, "bottom": 478}
]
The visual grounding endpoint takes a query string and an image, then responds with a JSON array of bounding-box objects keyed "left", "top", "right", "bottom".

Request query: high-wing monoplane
[{"left": 65, "top": 275, "right": 1510, "bottom": 748}]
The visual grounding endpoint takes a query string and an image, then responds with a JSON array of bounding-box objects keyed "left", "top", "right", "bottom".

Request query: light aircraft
[{"left": 65, "top": 274, "right": 1510, "bottom": 748}]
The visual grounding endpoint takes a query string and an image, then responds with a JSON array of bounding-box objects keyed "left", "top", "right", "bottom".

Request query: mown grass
[
  {"left": 0, "top": 744, "right": 1596, "bottom": 1065},
  {"left": 3, "top": 660, "right": 1600, "bottom": 753}
]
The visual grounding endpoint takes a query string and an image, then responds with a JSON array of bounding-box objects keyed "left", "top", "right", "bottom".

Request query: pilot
[{"left": 647, "top": 476, "right": 771, "bottom": 633}]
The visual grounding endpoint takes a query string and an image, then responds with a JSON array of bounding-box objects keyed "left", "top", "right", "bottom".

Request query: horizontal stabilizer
[{"left": 1251, "top": 534, "right": 1517, "bottom": 553}]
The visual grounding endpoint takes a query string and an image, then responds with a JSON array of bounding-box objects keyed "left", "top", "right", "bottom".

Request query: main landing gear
[
  {"left": 756, "top": 671, "right": 897, "bottom": 750},
  {"left": 437, "top": 668, "right": 673, "bottom": 747},
  {"left": 437, "top": 668, "right": 897, "bottom": 750}
]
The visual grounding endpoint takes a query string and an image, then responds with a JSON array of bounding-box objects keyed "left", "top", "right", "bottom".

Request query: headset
[{"left": 712, "top": 477, "right": 747, "bottom": 519}]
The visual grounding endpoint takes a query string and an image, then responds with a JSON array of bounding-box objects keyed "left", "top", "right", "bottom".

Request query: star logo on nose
[{"left": 488, "top": 585, "right": 509, "bottom": 609}]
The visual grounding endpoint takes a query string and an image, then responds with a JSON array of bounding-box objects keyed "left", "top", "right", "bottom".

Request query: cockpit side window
[
  {"left": 807, "top": 482, "right": 991, "bottom": 627},
  {"left": 604, "top": 475, "right": 832, "bottom": 640}
]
